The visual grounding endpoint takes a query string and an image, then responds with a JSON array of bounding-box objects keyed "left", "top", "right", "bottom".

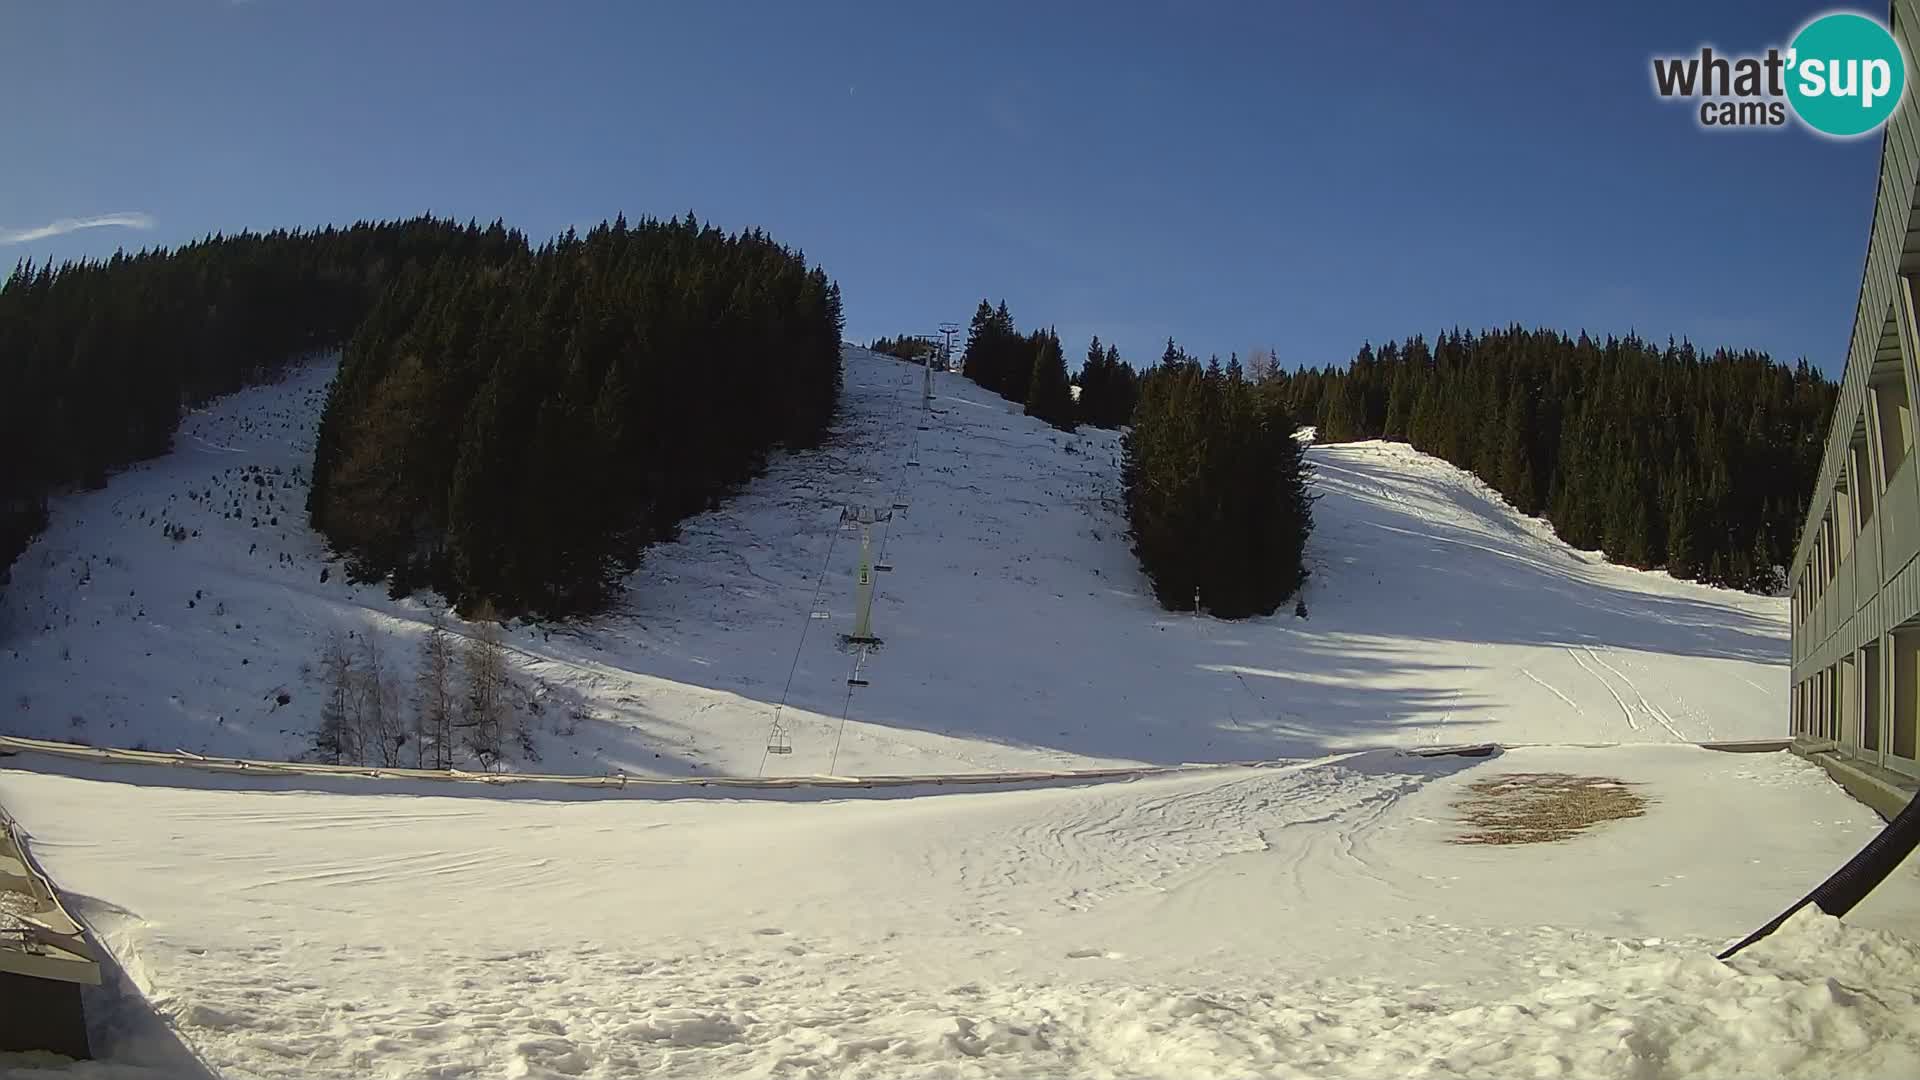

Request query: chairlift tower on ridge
[{"left": 938, "top": 322, "right": 962, "bottom": 373}]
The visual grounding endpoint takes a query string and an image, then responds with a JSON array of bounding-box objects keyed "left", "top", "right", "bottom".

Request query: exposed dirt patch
[{"left": 1451, "top": 772, "right": 1648, "bottom": 845}]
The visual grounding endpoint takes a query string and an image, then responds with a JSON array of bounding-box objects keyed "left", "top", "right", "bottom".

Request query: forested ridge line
[
  {"left": 0, "top": 213, "right": 843, "bottom": 620},
  {"left": 309, "top": 214, "right": 843, "bottom": 617},
  {"left": 1270, "top": 326, "right": 1835, "bottom": 591}
]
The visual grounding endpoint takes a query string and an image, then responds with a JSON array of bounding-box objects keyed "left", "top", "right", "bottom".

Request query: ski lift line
[
  {"left": 828, "top": 651, "right": 865, "bottom": 775},
  {"left": 822, "top": 348, "right": 942, "bottom": 775},
  {"left": 764, "top": 721, "right": 793, "bottom": 755},
  {"left": 755, "top": 511, "right": 847, "bottom": 777},
  {"left": 759, "top": 357, "right": 918, "bottom": 775}
]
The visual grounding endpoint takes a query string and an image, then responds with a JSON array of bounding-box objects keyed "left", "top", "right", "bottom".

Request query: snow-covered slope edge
[{"left": 1, "top": 347, "right": 1789, "bottom": 777}]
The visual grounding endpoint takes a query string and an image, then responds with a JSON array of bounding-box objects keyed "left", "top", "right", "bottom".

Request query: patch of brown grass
[{"left": 1450, "top": 772, "right": 1649, "bottom": 845}]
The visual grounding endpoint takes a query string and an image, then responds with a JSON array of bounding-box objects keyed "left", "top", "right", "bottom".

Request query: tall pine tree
[{"left": 1025, "top": 328, "right": 1075, "bottom": 431}]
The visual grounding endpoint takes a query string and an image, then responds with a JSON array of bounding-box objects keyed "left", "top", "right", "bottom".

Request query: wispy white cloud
[{"left": 0, "top": 212, "right": 156, "bottom": 246}]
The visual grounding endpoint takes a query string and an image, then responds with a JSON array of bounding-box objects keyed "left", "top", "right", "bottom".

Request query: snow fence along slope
[
  {"left": 1, "top": 347, "right": 1787, "bottom": 777},
  {"left": 2, "top": 743, "right": 1918, "bottom": 1079}
]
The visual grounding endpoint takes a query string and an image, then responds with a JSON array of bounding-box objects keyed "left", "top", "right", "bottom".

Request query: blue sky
[{"left": 0, "top": 1, "right": 1885, "bottom": 374}]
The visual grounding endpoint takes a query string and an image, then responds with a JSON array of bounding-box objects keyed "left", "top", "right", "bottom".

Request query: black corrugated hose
[{"left": 1719, "top": 784, "right": 1920, "bottom": 959}]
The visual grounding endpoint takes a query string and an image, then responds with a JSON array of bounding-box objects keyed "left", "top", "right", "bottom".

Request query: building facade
[{"left": 1789, "top": 0, "right": 1920, "bottom": 784}]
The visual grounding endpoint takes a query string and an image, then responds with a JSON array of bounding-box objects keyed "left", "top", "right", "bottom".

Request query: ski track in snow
[
  {"left": 1521, "top": 668, "right": 1583, "bottom": 714},
  {"left": 1569, "top": 646, "right": 1640, "bottom": 733},
  {"left": 1584, "top": 646, "right": 1686, "bottom": 742}
]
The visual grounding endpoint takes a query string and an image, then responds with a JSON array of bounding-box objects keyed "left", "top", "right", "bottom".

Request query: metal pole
[
  {"left": 939, "top": 321, "right": 961, "bottom": 372},
  {"left": 851, "top": 522, "right": 878, "bottom": 642}
]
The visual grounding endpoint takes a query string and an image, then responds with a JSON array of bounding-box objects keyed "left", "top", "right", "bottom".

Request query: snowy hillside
[
  {"left": 1, "top": 346, "right": 1786, "bottom": 777},
  {"left": 6, "top": 347, "right": 1920, "bottom": 1079},
  {"left": 3, "top": 343, "right": 1797, "bottom": 772}
]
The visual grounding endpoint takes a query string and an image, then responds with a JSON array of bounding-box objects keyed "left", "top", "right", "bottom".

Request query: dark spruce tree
[
  {"left": 961, "top": 299, "right": 1030, "bottom": 401},
  {"left": 1024, "top": 328, "right": 1076, "bottom": 430},
  {"left": 1107, "top": 343, "right": 1140, "bottom": 424},
  {"left": 1123, "top": 341, "right": 1313, "bottom": 618},
  {"left": 1076, "top": 336, "right": 1140, "bottom": 429}
]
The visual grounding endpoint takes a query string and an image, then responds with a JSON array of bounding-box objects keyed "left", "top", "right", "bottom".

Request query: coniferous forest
[
  {"left": 960, "top": 300, "right": 1041, "bottom": 405},
  {"left": 1023, "top": 328, "right": 1076, "bottom": 431},
  {"left": 1, "top": 214, "right": 843, "bottom": 618},
  {"left": 1269, "top": 327, "right": 1835, "bottom": 591},
  {"left": 1077, "top": 334, "right": 1142, "bottom": 430},
  {"left": 866, "top": 334, "right": 938, "bottom": 363},
  {"left": 309, "top": 215, "right": 844, "bottom": 617},
  {"left": 962, "top": 301, "right": 1308, "bottom": 617},
  {"left": 966, "top": 307, "right": 1831, "bottom": 608},
  {"left": 5, "top": 223, "right": 1830, "bottom": 627},
  {"left": 960, "top": 299, "right": 1140, "bottom": 430},
  {"left": 0, "top": 218, "right": 523, "bottom": 586},
  {"left": 1124, "top": 344, "right": 1314, "bottom": 617}
]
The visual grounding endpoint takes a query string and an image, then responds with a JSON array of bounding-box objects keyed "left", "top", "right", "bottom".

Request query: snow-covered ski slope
[
  {"left": 4, "top": 348, "right": 1919, "bottom": 1079},
  {"left": 2, "top": 346, "right": 1785, "bottom": 777}
]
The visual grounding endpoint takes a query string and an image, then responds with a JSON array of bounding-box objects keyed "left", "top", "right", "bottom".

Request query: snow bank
[{"left": 20, "top": 912, "right": 1910, "bottom": 1080}]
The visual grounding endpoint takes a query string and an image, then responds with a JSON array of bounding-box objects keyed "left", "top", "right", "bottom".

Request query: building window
[
  {"left": 1839, "top": 653, "right": 1859, "bottom": 748},
  {"left": 1893, "top": 626, "right": 1920, "bottom": 760},
  {"left": 1836, "top": 485, "right": 1855, "bottom": 562},
  {"left": 1873, "top": 371, "right": 1913, "bottom": 485},
  {"left": 1865, "top": 643, "right": 1882, "bottom": 754},
  {"left": 1854, "top": 439, "right": 1878, "bottom": 524}
]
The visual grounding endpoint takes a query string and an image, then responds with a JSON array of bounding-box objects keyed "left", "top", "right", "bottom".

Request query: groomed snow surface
[
  {"left": 4, "top": 747, "right": 1919, "bottom": 1079},
  {"left": 2, "top": 347, "right": 1918, "bottom": 1078}
]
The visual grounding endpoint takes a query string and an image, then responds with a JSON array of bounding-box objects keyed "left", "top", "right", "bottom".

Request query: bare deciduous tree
[
  {"left": 415, "top": 609, "right": 457, "bottom": 770},
  {"left": 462, "top": 602, "right": 508, "bottom": 771},
  {"left": 316, "top": 630, "right": 355, "bottom": 763},
  {"left": 313, "top": 626, "right": 404, "bottom": 767},
  {"left": 356, "top": 631, "right": 402, "bottom": 767},
  {"left": 1246, "top": 347, "right": 1278, "bottom": 384}
]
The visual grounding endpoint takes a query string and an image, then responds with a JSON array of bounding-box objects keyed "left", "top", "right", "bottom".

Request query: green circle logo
[{"left": 1787, "top": 12, "right": 1907, "bottom": 137}]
